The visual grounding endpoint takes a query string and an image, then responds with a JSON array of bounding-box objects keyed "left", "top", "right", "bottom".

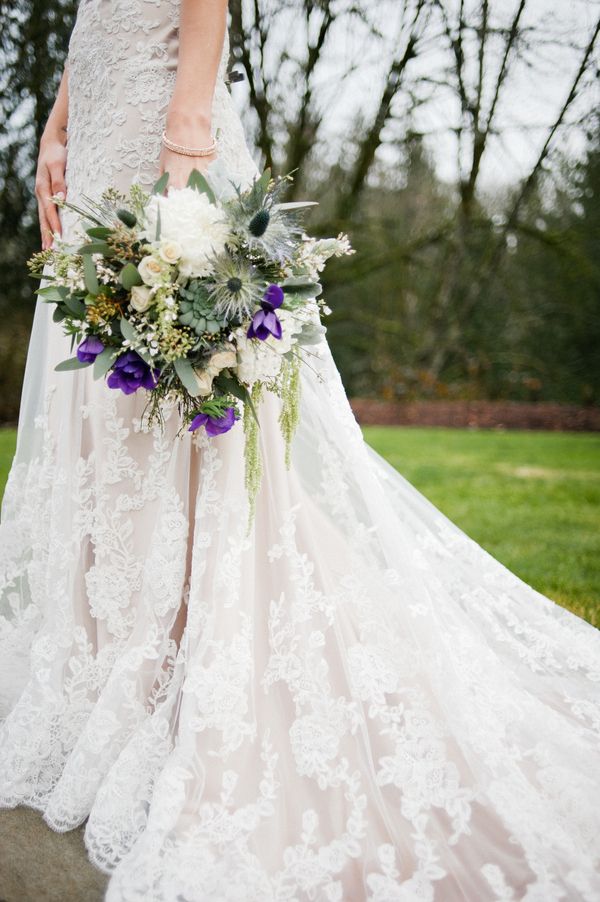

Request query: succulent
[{"left": 178, "top": 281, "right": 228, "bottom": 335}]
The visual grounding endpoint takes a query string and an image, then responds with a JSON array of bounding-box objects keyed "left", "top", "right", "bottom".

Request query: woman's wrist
[
  {"left": 165, "top": 105, "right": 213, "bottom": 141},
  {"left": 41, "top": 119, "right": 68, "bottom": 147}
]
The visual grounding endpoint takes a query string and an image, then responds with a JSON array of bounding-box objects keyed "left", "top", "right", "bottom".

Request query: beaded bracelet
[{"left": 161, "top": 131, "right": 217, "bottom": 157}]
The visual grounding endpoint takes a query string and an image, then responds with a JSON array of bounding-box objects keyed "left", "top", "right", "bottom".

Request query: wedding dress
[{"left": 1, "top": 3, "right": 599, "bottom": 901}]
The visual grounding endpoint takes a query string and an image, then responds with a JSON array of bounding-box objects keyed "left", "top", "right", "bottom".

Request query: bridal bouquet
[{"left": 28, "top": 163, "right": 353, "bottom": 511}]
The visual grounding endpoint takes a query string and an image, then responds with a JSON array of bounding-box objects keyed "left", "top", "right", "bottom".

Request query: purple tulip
[
  {"left": 106, "top": 350, "right": 159, "bottom": 395},
  {"left": 188, "top": 406, "right": 236, "bottom": 436},
  {"left": 247, "top": 283, "right": 284, "bottom": 341},
  {"left": 77, "top": 336, "right": 104, "bottom": 363}
]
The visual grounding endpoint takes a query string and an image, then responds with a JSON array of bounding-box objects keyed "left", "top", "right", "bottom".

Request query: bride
[{"left": 1, "top": 2, "right": 599, "bottom": 900}]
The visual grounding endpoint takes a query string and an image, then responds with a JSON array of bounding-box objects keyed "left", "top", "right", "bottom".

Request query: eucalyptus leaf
[
  {"left": 120, "top": 262, "right": 143, "bottom": 290},
  {"left": 82, "top": 254, "right": 99, "bottom": 295},
  {"left": 52, "top": 307, "right": 67, "bottom": 323},
  {"left": 119, "top": 316, "right": 140, "bottom": 345},
  {"left": 78, "top": 242, "right": 113, "bottom": 256},
  {"left": 93, "top": 347, "right": 117, "bottom": 380},
  {"left": 282, "top": 280, "right": 322, "bottom": 300},
  {"left": 36, "top": 285, "right": 69, "bottom": 302},
  {"left": 174, "top": 358, "right": 202, "bottom": 397},
  {"left": 297, "top": 322, "right": 326, "bottom": 346},
  {"left": 64, "top": 296, "right": 86, "bottom": 318},
  {"left": 55, "top": 357, "right": 91, "bottom": 372}
]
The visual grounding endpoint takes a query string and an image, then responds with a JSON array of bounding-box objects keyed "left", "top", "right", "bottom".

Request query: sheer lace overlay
[{"left": 1, "top": 3, "right": 599, "bottom": 900}]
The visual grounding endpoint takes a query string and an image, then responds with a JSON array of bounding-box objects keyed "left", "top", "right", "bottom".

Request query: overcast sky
[{"left": 233, "top": 0, "right": 599, "bottom": 190}]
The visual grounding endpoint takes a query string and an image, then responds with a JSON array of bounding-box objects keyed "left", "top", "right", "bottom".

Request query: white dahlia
[{"left": 142, "top": 188, "right": 230, "bottom": 278}]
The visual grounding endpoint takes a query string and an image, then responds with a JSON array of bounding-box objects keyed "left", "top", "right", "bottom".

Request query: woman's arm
[
  {"left": 36, "top": 66, "right": 69, "bottom": 249},
  {"left": 160, "top": 0, "right": 229, "bottom": 187}
]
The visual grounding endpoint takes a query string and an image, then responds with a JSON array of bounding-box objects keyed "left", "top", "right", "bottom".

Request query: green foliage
[{"left": 321, "top": 133, "right": 600, "bottom": 407}]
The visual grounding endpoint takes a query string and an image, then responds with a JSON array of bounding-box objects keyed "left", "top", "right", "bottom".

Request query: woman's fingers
[
  {"left": 35, "top": 165, "right": 54, "bottom": 250},
  {"left": 45, "top": 161, "right": 66, "bottom": 238},
  {"left": 44, "top": 194, "right": 62, "bottom": 239},
  {"left": 38, "top": 204, "right": 53, "bottom": 251},
  {"left": 49, "top": 160, "right": 67, "bottom": 200},
  {"left": 35, "top": 162, "right": 66, "bottom": 248}
]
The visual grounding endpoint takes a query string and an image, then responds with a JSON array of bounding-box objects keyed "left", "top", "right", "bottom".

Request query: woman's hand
[
  {"left": 35, "top": 129, "right": 68, "bottom": 249},
  {"left": 159, "top": 109, "right": 217, "bottom": 190},
  {"left": 36, "top": 66, "right": 69, "bottom": 250}
]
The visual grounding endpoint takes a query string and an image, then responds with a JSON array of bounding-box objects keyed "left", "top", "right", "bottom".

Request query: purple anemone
[
  {"left": 106, "top": 350, "right": 159, "bottom": 395},
  {"left": 188, "top": 407, "right": 237, "bottom": 437},
  {"left": 77, "top": 336, "right": 104, "bottom": 363},
  {"left": 247, "top": 283, "right": 284, "bottom": 341}
]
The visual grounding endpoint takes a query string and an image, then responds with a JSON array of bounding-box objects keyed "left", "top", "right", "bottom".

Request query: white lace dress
[{"left": 1, "top": 3, "right": 599, "bottom": 900}]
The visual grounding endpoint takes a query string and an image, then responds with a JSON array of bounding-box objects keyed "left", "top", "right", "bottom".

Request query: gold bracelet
[{"left": 161, "top": 131, "right": 217, "bottom": 157}]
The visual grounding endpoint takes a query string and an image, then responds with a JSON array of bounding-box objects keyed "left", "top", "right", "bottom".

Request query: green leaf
[
  {"left": 86, "top": 226, "right": 113, "bottom": 239},
  {"left": 174, "top": 357, "right": 202, "bottom": 397},
  {"left": 52, "top": 307, "right": 67, "bottom": 323},
  {"left": 93, "top": 347, "right": 117, "bottom": 380},
  {"left": 152, "top": 172, "right": 169, "bottom": 195},
  {"left": 187, "top": 169, "right": 216, "bottom": 204},
  {"left": 117, "top": 209, "right": 137, "bottom": 228},
  {"left": 214, "top": 375, "right": 259, "bottom": 425},
  {"left": 281, "top": 279, "right": 322, "bottom": 300},
  {"left": 116, "top": 318, "right": 153, "bottom": 365},
  {"left": 36, "top": 285, "right": 69, "bottom": 302},
  {"left": 55, "top": 357, "right": 91, "bottom": 372},
  {"left": 78, "top": 242, "right": 113, "bottom": 256},
  {"left": 119, "top": 316, "right": 139, "bottom": 345},
  {"left": 155, "top": 202, "right": 161, "bottom": 242},
  {"left": 274, "top": 201, "right": 318, "bottom": 210},
  {"left": 82, "top": 254, "right": 99, "bottom": 295},
  {"left": 64, "top": 295, "right": 86, "bottom": 318},
  {"left": 257, "top": 168, "right": 271, "bottom": 196},
  {"left": 120, "top": 262, "right": 142, "bottom": 290}
]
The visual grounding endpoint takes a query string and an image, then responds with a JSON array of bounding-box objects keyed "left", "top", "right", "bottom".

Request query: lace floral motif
[{"left": 1, "top": 2, "right": 600, "bottom": 900}]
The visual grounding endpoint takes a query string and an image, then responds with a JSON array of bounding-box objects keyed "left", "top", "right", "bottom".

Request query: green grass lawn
[
  {"left": 364, "top": 426, "right": 600, "bottom": 627},
  {"left": 0, "top": 426, "right": 598, "bottom": 627}
]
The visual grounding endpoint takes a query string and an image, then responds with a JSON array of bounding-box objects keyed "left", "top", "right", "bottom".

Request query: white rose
[
  {"left": 209, "top": 349, "right": 237, "bottom": 372},
  {"left": 142, "top": 188, "right": 230, "bottom": 279},
  {"left": 192, "top": 368, "right": 215, "bottom": 397},
  {"left": 130, "top": 284, "right": 153, "bottom": 313},
  {"left": 138, "top": 255, "right": 165, "bottom": 286},
  {"left": 159, "top": 240, "right": 182, "bottom": 264}
]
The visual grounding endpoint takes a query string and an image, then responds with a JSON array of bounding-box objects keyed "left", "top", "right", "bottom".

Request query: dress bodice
[{"left": 65, "top": 0, "right": 255, "bottom": 203}]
